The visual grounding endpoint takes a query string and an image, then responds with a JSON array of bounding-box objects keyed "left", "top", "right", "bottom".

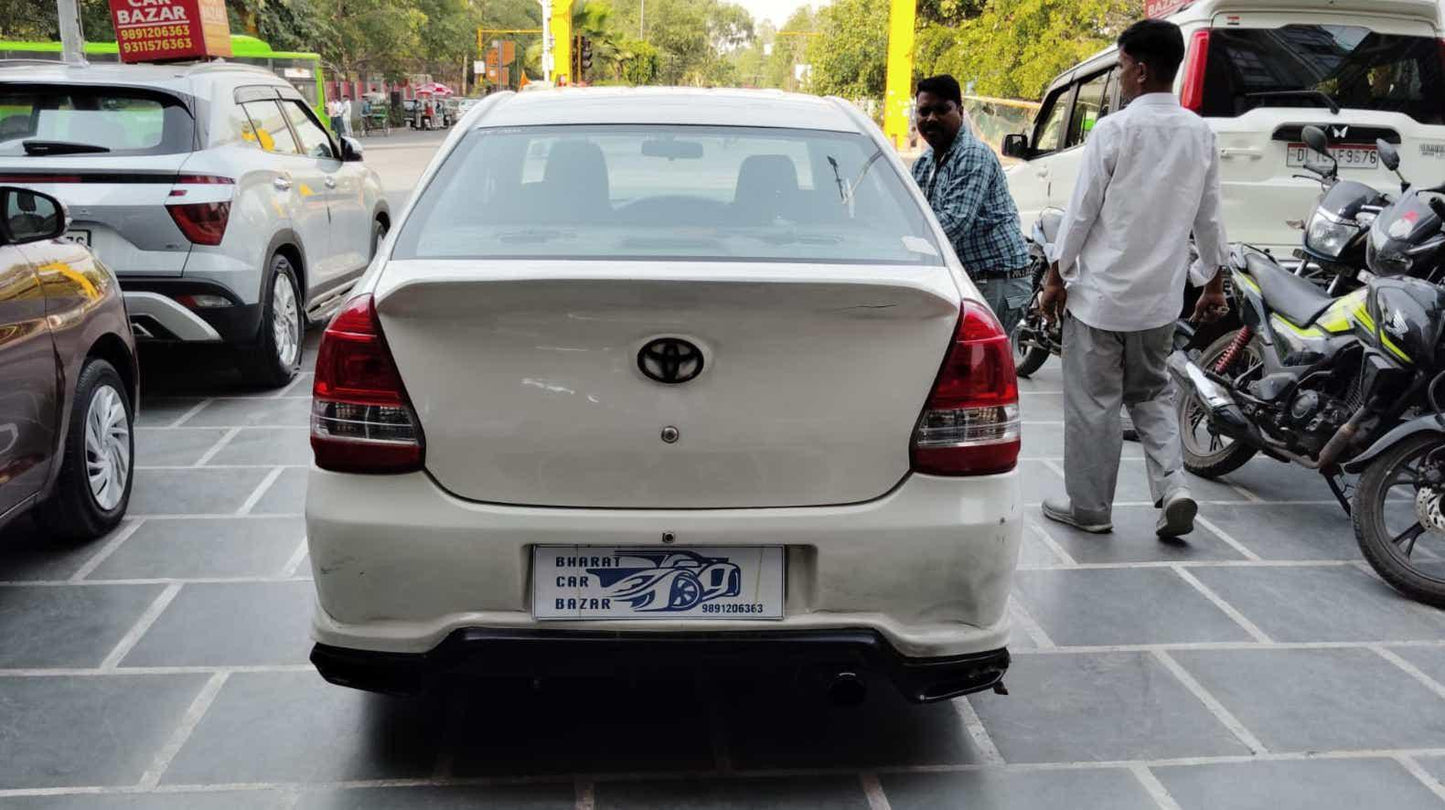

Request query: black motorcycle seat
[{"left": 1244, "top": 253, "right": 1335, "bottom": 327}]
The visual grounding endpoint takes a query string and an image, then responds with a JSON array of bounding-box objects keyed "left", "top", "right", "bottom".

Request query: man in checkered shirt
[{"left": 910, "top": 75, "right": 1032, "bottom": 335}]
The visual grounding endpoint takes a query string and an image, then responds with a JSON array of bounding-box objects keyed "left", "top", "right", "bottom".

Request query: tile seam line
[
  {"left": 1151, "top": 649, "right": 1269, "bottom": 756},
  {"left": 1170, "top": 565, "right": 1275, "bottom": 644},
  {"left": 1130, "top": 764, "right": 1186, "bottom": 810},
  {"left": 137, "top": 671, "right": 230, "bottom": 789},
  {"left": 98, "top": 582, "right": 183, "bottom": 671},
  {"left": 190, "top": 427, "right": 243, "bottom": 468},
  {"left": 1394, "top": 754, "right": 1445, "bottom": 802},
  {"left": 10, "top": 750, "right": 1445, "bottom": 797},
  {"left": 68, "top": 518, "right": 146, "bottom": 582}
]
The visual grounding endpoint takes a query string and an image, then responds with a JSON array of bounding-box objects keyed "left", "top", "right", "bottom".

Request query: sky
[{"left": 734, "top": 0, "right": 825, "bottom": 27}]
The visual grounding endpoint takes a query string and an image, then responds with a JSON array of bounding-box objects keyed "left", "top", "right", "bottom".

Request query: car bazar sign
[
  {"left": 108, "top": 0, "right": 232, "bottom": 63},
  {"left": 1146, "top": 0, "right": 1194, "bottom": 18}
]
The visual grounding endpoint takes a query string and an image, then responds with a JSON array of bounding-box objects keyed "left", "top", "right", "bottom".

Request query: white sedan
[{"left": 304, "top": 87, "right": 1022, "bottom": 704}]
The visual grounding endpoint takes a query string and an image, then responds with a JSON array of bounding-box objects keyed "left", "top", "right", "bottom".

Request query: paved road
[{"left": 3, "top": 137, "right": 1445, "bottom": 808}]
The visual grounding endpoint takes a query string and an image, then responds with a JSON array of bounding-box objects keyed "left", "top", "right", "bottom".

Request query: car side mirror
[
  {"left": 340, "top": 136, "right": 364, "bottom": 163},
  {"left": 1002, "top": 133, "right": 1030, "bottom": 160},
  {"left": 0, "top": 186, "right": 68, "bottom": 245},
  {"left": 1377, "top": 138, "right": 1401, "bottom": 172}
]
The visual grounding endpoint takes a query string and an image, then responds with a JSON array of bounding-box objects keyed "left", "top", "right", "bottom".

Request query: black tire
[
  {"left": 1011, "top": 317, "right": 1052, "bottom": 379},
  {"left": 371, "top": 217, "right": 388, "bottom": 260},
  {"left": 36, "top": 359, "right": 134, "bottom": 541},
  {"left": 1179, "top": 330, "right": 1259, "bottom": 478},
  {"left": 1352, "top": 434, "right": 1445, "bottom": 609},
  {"left": 237, "top": 253, "right": 303, "bottom": 389}
]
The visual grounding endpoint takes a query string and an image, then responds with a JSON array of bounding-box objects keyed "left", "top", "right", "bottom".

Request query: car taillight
[
  {"left": 1181, "top": 29, "right": 1211, "bottom": 114},
  {"left": 911, "top": 300, "right": 1020, "bottom": 476},
  {"left": 311, "top": 294, "right": 424, "bottom": 474},
  {"left": 166, "top": 201, "right": 230, "bottom": 246}
]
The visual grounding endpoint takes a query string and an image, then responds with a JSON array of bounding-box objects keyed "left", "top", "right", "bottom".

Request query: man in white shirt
[
  {"left": 340, "top": 96, "right": 354, "bottom": 137},
  {"left": 1039, "top": 18, "right": 1229, "bottom": 538}
]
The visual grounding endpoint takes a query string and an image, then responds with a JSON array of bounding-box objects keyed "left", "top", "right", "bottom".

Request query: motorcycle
[
  {"left": 1290, "top": 125, "right": 1393, "bottom": 295},
  {"left": 1009, "top": 209, "right": 1063, "bottom": 378},
  {"left": 1168, "top": 188, "right": 1445, "bottom": 607}
]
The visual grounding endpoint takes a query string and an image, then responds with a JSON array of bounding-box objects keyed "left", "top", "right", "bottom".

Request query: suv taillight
[
  {"left": 1181, "top": 29, "right": 1211, "bottom": 114},
  {"left": 911, "top": 300, "right": 1020, "bottom": 476},
  {"left": 166, "top": 201, "right": 230, "bottom": 246},
  {"left": 311, "top": 294, "right": 424, "bottom": 473}
]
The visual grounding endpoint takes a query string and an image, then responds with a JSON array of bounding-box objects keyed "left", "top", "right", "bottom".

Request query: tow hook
[{"left": 992, "top": 681, "right": 1009, "bottom": 696}]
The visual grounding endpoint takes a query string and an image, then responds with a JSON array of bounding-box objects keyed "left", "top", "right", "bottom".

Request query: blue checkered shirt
[{"left": 912, "top": 131, "right": 1030, "bottom": 275}]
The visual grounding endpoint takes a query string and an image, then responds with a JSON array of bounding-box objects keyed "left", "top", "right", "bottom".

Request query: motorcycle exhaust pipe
[{"left": 1165, "top": 351, "right": 1254, "bottom": 437}]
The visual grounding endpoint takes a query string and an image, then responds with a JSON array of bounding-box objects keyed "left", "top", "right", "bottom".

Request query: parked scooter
[{"left": 1168, "top": 187, "right": 1445, "bottom": 606}]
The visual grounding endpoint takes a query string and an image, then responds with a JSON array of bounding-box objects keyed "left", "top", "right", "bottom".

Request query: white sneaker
[{"left": 1157, "top": 490, "right": 1198, "bottom": 538}]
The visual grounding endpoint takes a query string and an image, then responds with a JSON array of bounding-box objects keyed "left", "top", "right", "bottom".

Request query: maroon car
[{"left": 0, "top": 186, "right": 138, "bottom": 540}]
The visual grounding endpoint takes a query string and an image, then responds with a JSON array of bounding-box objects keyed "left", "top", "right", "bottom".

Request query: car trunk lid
[{"left": 374, "top": 259, "right": 961, "bottom": 509}]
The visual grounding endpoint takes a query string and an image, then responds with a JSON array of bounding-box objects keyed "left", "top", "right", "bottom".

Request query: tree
[
  {"left": 311, "top": 0, "right": 427, "bottom": 81},
  {"left": 228, "top": 0, "right": 324, "bottom": 52},
  {"left": 804, "top": 0, "right": 888, "bottom": 100},
  {"left": 919, "top": 0, "right": 1141, "bottom": 100},
  {"left": 0, "top": 0, "right": 115, "bottom": 43}
]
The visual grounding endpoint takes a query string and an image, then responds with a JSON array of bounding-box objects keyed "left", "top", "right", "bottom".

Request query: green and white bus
[{"left": 0, "top": 35, "right": 328, "bottom": 119}]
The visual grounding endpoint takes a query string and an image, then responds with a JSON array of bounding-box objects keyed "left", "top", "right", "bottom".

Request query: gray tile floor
[
  {"left": 3, "top": 354, "right": 1444, "bottom": 809},
  {"left": 3, "top": 137, "right": 1444, "bottom": 807}
]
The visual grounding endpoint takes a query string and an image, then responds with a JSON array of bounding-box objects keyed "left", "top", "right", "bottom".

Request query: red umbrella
[{"left": 416, "top": 82, "right": 454, "bottom": 97}]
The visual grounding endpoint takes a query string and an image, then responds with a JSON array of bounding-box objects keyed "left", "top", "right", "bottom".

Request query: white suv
[
  {"left": 304, "top": 88, "right": 1021, "bottom": 704},
  {"left": 0, "top": 60, "right": 388, "bottom": 386},
  {"left": 1005, "top": 0, "right": 1445, "bottom": 260}
]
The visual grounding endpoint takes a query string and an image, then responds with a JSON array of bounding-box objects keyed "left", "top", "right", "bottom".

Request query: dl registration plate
[
  {"left": 1286, "top": 143, "right": 1378, "bottom": 170},
  {"left": 533, "top": 546, "right": 785, "bottom": 620}
]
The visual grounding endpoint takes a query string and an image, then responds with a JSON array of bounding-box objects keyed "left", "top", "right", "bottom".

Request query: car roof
[
  {"left": 475, "top": 87, "right": 865, "bottom": 133},
  {"left": 0, "top": 59, "right": 283, "bottom": 93}
]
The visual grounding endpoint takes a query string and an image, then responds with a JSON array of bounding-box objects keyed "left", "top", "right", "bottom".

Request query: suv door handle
[
  {"left": 1035, "top": 168, "right": 1050, "bottom": 179},
  {"left": 273, "top": 176, "right": 293, "bottom": 191},
  {"left": 324, "top": 176, "right": 337, "bottom": 189}
]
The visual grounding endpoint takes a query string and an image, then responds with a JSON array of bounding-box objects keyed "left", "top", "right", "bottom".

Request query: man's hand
[
  {"left": 1191, "top": 272, "right": 1229, "bottom": 323},
  {"left": 1039, "top": 262, "right": 1067, "bottom": 325}
]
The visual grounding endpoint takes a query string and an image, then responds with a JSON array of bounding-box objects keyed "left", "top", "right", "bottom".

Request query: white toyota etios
[{"left": 304, "top": 87, "right": 1022, "bottom": 704}]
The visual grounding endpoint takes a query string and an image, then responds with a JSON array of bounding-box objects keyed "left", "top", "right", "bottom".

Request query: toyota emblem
[{"left": 638, "top": 338, "right": 704, "bottom": 384}]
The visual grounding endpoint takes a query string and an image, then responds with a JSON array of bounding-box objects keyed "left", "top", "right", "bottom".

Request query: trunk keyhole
[{"left": 661, "top": 426, "right": 680, "bottom": 444}]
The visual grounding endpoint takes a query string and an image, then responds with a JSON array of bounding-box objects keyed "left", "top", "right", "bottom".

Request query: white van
[{"left": 1003, "top": 0, "right": 1445, "bottom": 260}]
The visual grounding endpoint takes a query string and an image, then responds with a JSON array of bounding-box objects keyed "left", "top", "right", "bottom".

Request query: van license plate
[
  {"left": 1286, "top": 144, "right": 1377, "bottom": 170},
  {"left": 61, "top": 230, "right": 90, "bottom": 246},
  {"left": 533, "top": 546, "right": 784, "bottom": 620}
]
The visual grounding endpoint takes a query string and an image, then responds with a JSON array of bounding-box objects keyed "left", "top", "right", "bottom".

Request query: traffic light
[{"left": 580, "top": 37, "right": 593, "bottom": 72}]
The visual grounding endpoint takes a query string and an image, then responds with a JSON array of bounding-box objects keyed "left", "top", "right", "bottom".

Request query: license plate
[
  {"left": 532, "top": 546, "right": 785, "bottom": 620},
  {"left": 61, "top": 230, "right": 90, "bottom": 246},
  {"left": 1286, "top": 143, "right": 1378, "bottom": 170}
]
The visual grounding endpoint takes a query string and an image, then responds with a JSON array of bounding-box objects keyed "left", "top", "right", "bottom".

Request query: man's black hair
[
  {"left": 1117, "top": 19, "right": 1186, "bottom": 84},
  {"left": 916, "top": 75, "right": 963, "bottom": 107}
]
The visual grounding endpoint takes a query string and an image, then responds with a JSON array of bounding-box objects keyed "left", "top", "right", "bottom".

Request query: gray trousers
[
  {"left": 977, "top": 274, "right": 1033, "bottom": 338},
  {"left": 1062, "top": 316, "right": 1187, "bottom": 521}
]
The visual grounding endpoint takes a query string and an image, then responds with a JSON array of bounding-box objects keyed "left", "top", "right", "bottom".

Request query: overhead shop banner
[
  {"left": 1145, "top": 0, "right": 1194, "bottom": 18},
  {"left": 109, "top": 0, "right": 233, "bottom": 63}
]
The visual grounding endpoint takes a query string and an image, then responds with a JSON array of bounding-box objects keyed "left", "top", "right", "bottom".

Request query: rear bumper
[
  {"left": 311, "top": 628, "right": 1010, "bottom": 703},
  {"left": 121, "top": 278, "right": 261, "bottom": 344},
  {"left": 306, "top": 470, "right": 1022, "bottom": 661}
]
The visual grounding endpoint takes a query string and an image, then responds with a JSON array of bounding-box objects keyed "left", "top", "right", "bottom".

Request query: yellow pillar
[
  {"left": 883, "top": 0, "right": 916, "bottom": 150},
  {"left": 551, "top": 0, "right": 573, "bottom": 85}
]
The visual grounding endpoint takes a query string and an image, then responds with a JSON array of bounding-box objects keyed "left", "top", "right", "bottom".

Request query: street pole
[
  {"left": 540, "top": 0, "right": 553, "bottom": 83},
  {"left": 882, "top": 0, "right": 916, "bottom": 150},
  {"left": 56, "top": 0, "right": 87, "bottom": 65},
  {"left": 639, "top": 0, "right": 644, "bottom": 39}
]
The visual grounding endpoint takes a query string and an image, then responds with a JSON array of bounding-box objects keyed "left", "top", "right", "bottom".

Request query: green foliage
[
  {"left": 918, "top": 0, "right": 1142, "bottom": 100},
  {"left": 617, "top": 38, "right": 660, "bottom": 84},
  {"left": 228, "top": 0, "right": 324, "bottom": 52},
  {"left": 805, "top": 0, "right": 888, "bottom": 100},
  {"left": 0, "top": 0, "right": 114, "bottom": 43}
]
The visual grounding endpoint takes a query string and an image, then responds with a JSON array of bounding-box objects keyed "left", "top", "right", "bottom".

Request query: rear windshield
[
  {"left": 0, "top": 84, "right": 194, "bottom": 156},
  {"left": 1201, "top": 26, "right": 1445, "bottom": 124},
  {"left": 392, "top": 124, "right": 944, "bottom": 265}
]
